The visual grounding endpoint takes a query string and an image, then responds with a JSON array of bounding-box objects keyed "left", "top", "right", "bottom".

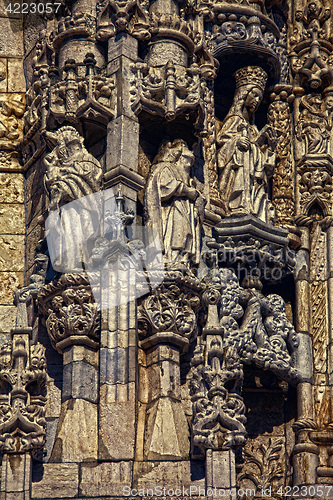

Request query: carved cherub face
[{"left": 244, "top": 86, "right": 263, "bottom": 113}]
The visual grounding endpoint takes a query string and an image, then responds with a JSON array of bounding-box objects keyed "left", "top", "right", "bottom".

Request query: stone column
[
  {"left": 98, "top": 249, "right": 138, "bottom": 460},
  {"left": 292, "top": 227, "right": 319, "bottom": 485},
  {"left": 106, "top": 34, "right": 139, "bottom": 177},
  {"left": 326, "top": 224, "right": 333, "bottom": 420},
  {"left": 141, "top": 333, "right": 190, "bottom": 460},
  {"left": 0, "top": 325, "right": 47, "bottom": 500},
  {"left": 38, "top": 274, "right": 99, "bottom": 463},
  {"left": 138, "top": 271, "right": 203, "bottom": 460}
]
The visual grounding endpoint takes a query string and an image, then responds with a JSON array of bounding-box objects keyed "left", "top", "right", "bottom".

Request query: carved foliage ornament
[
  {"left": 190, "top": 267, "right": 303, "bottom": 452},
  {"left": 131, "top": 60, "right": 206, "bottom": 131},
  {"left": 0, "top": 338, "right": 47, "bottom": 454},
  {"left": 96, "top": 0, "right": 150, "bottom": 41},
  {"left": 138, "top": 270, "right": 203, "bottom": 342},
  {"left": 38, "top": 274, "right": 100, "bottom": 354},
  {"left": 24, "top": 54, "right": 115, "bottom": 136}
]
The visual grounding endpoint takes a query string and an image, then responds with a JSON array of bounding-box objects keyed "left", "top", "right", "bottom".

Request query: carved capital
[
  {"left": 138, "top": 270, "right": 203, "bottom": 349},
  {"left": 38, "top": 274, "right": 100, "bottom": 354}
]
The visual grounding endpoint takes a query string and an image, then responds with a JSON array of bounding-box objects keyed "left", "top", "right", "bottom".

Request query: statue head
[
  {"left": 153, "top": 139, "right": 194, "bottom": 170},
  {"left": 45, "top": 126, "right": 84, "bottom": 162},
  {"left": 228, "top": 66, "right": 267, "bottom": 120}
]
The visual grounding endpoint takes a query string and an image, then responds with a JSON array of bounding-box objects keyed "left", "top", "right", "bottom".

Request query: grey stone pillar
[
  {"left": 292, "top": 228, "right": 319, "bottom": 485},
  {"left": 206, "top": 450, "right": 236, "bottom": 493},
  {"left": 98, "top": 255, "right": 138, "bottom": 460},
  {"left": 106, "top": 34, "right": 139, "bottom": 176},
  {"left": 39, "top": 275, "right": 99, "bottom": 463}
]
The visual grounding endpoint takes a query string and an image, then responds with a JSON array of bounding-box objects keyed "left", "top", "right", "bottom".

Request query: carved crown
[{"left": 234, "top": 66, "right": 268, "bottom": 92}]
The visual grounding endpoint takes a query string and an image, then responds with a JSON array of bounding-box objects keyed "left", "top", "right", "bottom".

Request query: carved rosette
[
  {"left": 38, "top": 274, "right": 100, "bottom": 354},
  {"left": 0, "top": 337, "right": 47, "bottom": 455}
]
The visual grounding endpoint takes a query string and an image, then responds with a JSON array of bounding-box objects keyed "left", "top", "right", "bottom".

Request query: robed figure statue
[
  {"left": 44, "top": 126, "right": 103, "bottom": 272},
  {"left": 144, "top": 139, "right": 204, "bottom": 267},
  {"left": 216, "top": 66, "right": 277, "bottom": 223}
]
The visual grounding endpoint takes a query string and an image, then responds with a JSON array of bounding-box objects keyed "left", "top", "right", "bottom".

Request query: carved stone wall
[
  {"left": 0, "top": 4, "right": 25, "bottom": 336},
  {"left": 0, "top": 0, "right": 332, "bottom": 498}
]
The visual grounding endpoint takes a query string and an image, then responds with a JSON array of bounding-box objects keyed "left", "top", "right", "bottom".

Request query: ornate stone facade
[{"left": 0, "top": 0, "right": 332, "bottom": 497}]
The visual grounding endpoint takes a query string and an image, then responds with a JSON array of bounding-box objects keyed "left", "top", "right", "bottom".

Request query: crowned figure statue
[{"left": 216, "top": 66, "right": 277, "bottom": 223}]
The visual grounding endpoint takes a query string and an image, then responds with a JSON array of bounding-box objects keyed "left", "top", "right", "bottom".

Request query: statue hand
[{"left": 237, "top": 137, "right": 250, "bottom": 151}]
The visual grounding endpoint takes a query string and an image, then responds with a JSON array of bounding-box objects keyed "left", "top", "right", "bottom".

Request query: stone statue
[
  {"left": 144, "top": 139, "right": 204, "bottom": 267},
  {"left": 216, "top": 66, "right": 277, "bottom": 223},
  {"left": 44, "top": 126, "right": 103, "bottom": 272},
  {"left": 296, "top": 93, "right": 331, "bottom": 155}
]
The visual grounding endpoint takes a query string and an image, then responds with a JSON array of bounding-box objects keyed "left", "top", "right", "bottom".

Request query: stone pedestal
[
  {"left": 206, "top": 449, "right": 236, "bottom": 490},
  {"left": 1, "top": 454, "right": 32, "bottom": 500},
  {"left": 141, "top": 334, "right": 190, "bottom": 460}
]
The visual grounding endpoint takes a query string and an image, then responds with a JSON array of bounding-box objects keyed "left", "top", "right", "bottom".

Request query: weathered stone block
[
  {"left": 106, "top": 116, "right": 139, "bottom": 172},
  {"left": 134, "top": 461, "right": 205, "bottom": 490},
  {"left": 0, "top": 235, "right": 24, "bottom": 271},
  {"left": 0, "top": 18, "right": 23, "bottom": 57},
  {"left": 108, "top": 34, "right": 138, "bottom": 62},
  {"left": 0, "top": 271, "right": 23, "bottom": 304},
  {"left": 8, "top": 58, "right": 25, "bottom": 92},
  {"left": 0, "top": 173, "right": 24, "bottom": 203},
  {"left": 63, "top": 345, "right": 98, "bottom": 366},
  {"left": 206, "top": 449, "right": 236, "bottom": 488},
  {"left": 80, "top": 461, "right": 132, "bottom": 497},
  {"left": 100, "top": 346, "right": 133, "bottom": 385},
  {"left": 1, "top": 453, "right": 31, "bottom": 494},
  {"left": 50, "top": 399, "right": 98, "bottom": 462},
  {"left": 62, "top": 360, "right": 98, "bottom": 403},
  {"left": 31, "top": 463, "right": 79, "bottom": 499},
  {"left": 0, "top": 204, "right": 25, "bottom": 235},
  {"left": 99, "top": 383, "right": 136, "bottom": 460},
  {"left": 143, "top": 397, "right": 190, "bottom": 460},
  {"left": 100, "top": 328, "right": 136, "bottom": 349},
  {"left": 0, "top": 57, "right": 7, "bottom": 92},
  {"left": 0, "top": 305, "right": 16, "bottom": 332}
]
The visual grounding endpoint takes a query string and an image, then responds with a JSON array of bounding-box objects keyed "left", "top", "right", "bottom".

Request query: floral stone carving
[
  {"left": 0, "top": 338, "right": 47, "bottom": 454},
  {"left": 38, "top": 274, "right": 100, "bottom": 354}
]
